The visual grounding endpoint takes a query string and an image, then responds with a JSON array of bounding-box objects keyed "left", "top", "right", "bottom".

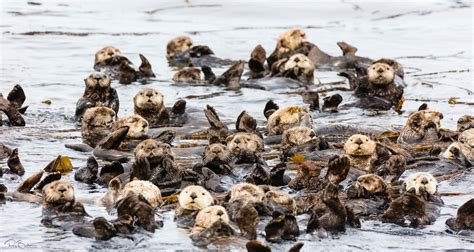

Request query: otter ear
[
  {"left": 418, "top": 103, "right": 428, "bottom": 111},
  {"left": 209, "top": 136, "right": 221, "bottom": 145},
  {"left": 263, "top": 100, "right": 279, "bottom": 119},
  {"left": 438, "top": 112, "right": 444, "bottom": 120},
  {"left": 108, "top": 177, "right": 121, "bottom": 191}
]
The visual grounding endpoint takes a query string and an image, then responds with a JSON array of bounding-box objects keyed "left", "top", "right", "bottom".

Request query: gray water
[{"left": 0, "top": 0, "right": 473, "bottom": 251}]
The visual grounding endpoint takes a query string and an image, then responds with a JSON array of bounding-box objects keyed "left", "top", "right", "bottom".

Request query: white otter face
[
  {"left": 283, "top": 54, "right": 315, "bottom": 76},
  {"left": 43, "top": 180, "right": 75, "bottom": 204},
  {"left": 179, "top": 185, "right": 214, "bottom": 211},
  {"left": 95, "top": 46, "right": 123, "bottom": 64},
  {"left": 167, "top": 36, "right": 193, "bottom": 58},
  {"left": 405, "top": 172, "right": 438, "bottom": 195},
  {"left": 134, "top": 139, "right": 172, "bottom": 160},
  {"left": 194, "top": 205, "right": 230, "bottom": 229},
  {"left": 84, "top": 72, "right": 111, "bottom": 89},
  {"left": 282, "top": 126, "right": 316, "bottom": 146},
  {"left": 267, "top": 105, "right": 313, "bottom": 135},
  {"left": 115, "top": 115, "right": 149, "bottom": 138},
  {"left": 134, "top": 88, "right": 164, "bottom": 111},
  {"left": 344, "top": 134, "right": 376, "bottom": 156},
  {"left": 226, "top": 133, "right": 263, "bottom": 156},
  {"left": 368, "top": 62, "right": 395, "bottom": 85},
  {"left": 229, "top": 183, "right": 265, "bottom": 203},
  {"left": 278, "top": 28, "right": 307, "bottom": 51},
  {"left": 82, "top": 107, "right": 116, "bottom": 129},
  {"left": 203, "top": 143, "right": 232, "bottom": 164}
]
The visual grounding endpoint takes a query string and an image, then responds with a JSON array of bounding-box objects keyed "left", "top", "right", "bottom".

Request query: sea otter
[
  {"left": 81, "top": 107, "right": 116, "bottom": 147},
  {"left": 226, "top": 132, "right": 264, "bottom": 163},
  {"left": 265, "top": 103, "right": 313, "bottom": 136},
  {"left": 74, "top": 72, "right": 119, "bottom": 121},
  {"left": 190, "top": 205, "right": 235, "bottom": 247},
  {"left": 446, "top": 199, "right": 474, "bottom": 232},
  {"left": 42, "top": 180, "right": 87, "bottom": 219},
  {"left": 398, "top": 105, "right": 444, "bottom": 145},
  {"left": 175, "top": 185, "right": 214, "bottom": 228},
  {"left": 0, "top": 84, "right": 27, "bottom": 126}
]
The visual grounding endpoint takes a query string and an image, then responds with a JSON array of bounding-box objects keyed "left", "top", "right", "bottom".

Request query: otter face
[
  {"left": 166, "top": 36, "right": 193, "bottom": 58},
  {"left": 282, "top": 126, "right": 317, "bottom": 146},
  {"left": 263, "top": 189, "right": 296, "bottom": 214},
  {"left": 134, "top": 139, "right": 173, "bottom": 161},
  {"left": 278, "top": 28, "right": 307, "bottom": 51},
  {"left": 344, "top": 134, "right": 376, "bottom": 156},
  {"left": 43, "top": 180, "right": 75, "bottom": 204},
  {"left": 172, "top": 68, "right": 201, "bottom": 82},
  {"left": 399, "top": 110, "right": 443, "bottom": 144},
  {"left": 283, "top": 53, "right": 315, "bottom": 77},
  {"left": 134, "top": 88, "right": 164, "bottom": 111},
  {"left": 368, "top": 62, "right": 395, "bottom": 85},
  {"left": 95, "top": 46, "right": 123, "bottom": 64},
  {"left": 203, "top": 143, "right": 232, "bottom": 164},
  {"left": 226, "top": 133, "right": 264, "bottom": 157},
  {"left": 194, "top": 205, "right": 230, "bottom": 229},
  {"left": 405, "top": 172, "right": 438, "bottom": 195},
  {"left": 229, "top": 183, "right": 265, "bottom": 204},
  {"left": 179, "top": 185, "right": 214, "bottom": 211},
  {"left": 267, "top": 105, "right": 313, "bottom": 135},
  {"left": 114, "top": 115, "right": 149, "bottom": 139},
  {"left": 356, "top": 174, "right": 386, "bottom": 194},
  {"left": 457, "top": 115, "right": 474, "bottom": 132},
  {"left": 84, "top": 72, "right": 111, "bottom": 89},
  {"left": 82, "top": 107, "right": 116, "bottom": 129}
]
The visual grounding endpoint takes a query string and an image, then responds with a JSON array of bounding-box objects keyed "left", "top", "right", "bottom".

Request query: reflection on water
[{"left": 0, "top": 0, "right": 473, "bottom": 250}]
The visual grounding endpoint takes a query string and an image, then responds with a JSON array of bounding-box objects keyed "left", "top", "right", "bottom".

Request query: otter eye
[
  {"left": 413, "top": 179, "right": 416, "bottom": 181},
  {"left": 141, "top": 145, "right": 144, "bottom": 149},
  {"left": 202, "top": 193, "right": 205, "bottom": 195},
  {"left": 372, "top": 67, "right": 376, "bottom": 70},
  {"left": 366, "top": 139, "right": 368, "bottom": 142},
  {"left": 386, "top": 67, "right": 389, "bottom": 70}
]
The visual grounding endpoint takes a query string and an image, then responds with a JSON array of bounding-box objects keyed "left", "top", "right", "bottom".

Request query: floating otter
[
  {"left": 42, "top": 180, "right": 87, "bottom": 217},
  {"left": 81, "top": 107, "right": 116, "bottom": 147},
  {"left": 446, "top": 199, "right": 474, "bottom": 232},
  {"left": 265, "top": 103, "right": 313, "bottom": 136},
  {"left": 190, "top": 205, "right": 235, "bottom": 247},
  {"left": 345, "top": 174, "right": 389, "bottom": 217},
  {"left": 101, "top": 178, "right": 162, "bottom": 210},
  {"left": 75, "top": 72, "right": 119, "bottom": 121},
  {"left": 93, "top": 46, "right": 155, "bottom": 84},
  {"left": 74, "top": 156, "right": 99, "bottom": 184},
  {"left": 443, "top": 128, "right": 474, "bottom": 163},
  {"left": 262, "top": 188, "right": 296, "bottom": 215},
  {"left": 172, "top": 67, "right": 202, "bottom": 83},
  {"left": 457, "top": 115, "right": 474, "bottom": 132},
  {"left": 133, "top": 87, "right": 187, "bottom": 128},
  {"left": 226, "top": 132, "right": 264, "bottom": 163},
  {"left": 264, "top": 210, "right": 300, "bottom": 243},
  {"left": 175, "top": 185, "right": 214, "bottom": 228},
  {"left": 134, "top": 139, "right": 174, "bottom": 168},
  {"left": 0, "top": 84, "right": 27, "bottom": 126},
  {"left": 404, "top": 172, "right": 438, "bottom": 195},
  {"left": 111, "top": 114, "right": 149, "bottom": 150},
  {"left": 271, "top": 54, "right": 316, "bottom": 85},
  {"left": 344, "top": 134, "right": 377, "bottom": 173},
  {"left": 280, "top": 126, "right": 329, "bottom": 160},
  {"left": 197, "top": 142, "right": 233, "bottom": 175},
  {"left": 398, "top": 105, "right": 443, "bottom": 145}
]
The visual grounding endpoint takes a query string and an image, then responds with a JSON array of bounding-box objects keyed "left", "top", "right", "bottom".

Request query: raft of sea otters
[{"left": 0, "top": 28, "right": 473, "bottom": 250}]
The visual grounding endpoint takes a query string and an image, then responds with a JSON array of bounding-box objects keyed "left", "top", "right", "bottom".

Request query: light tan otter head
[
  {"left": 405, "top": 172, "right": 438, "bottom": 195},
  {"left": 398, "top": 109, "right": 443, "bottom": 144},
  {"left": 194, "top": 205, "right": 230, "bottom": 229},
  {"left": 277, "top": 28, "right": 307, "bottom": 51},
  {"left": 133, "top": 87, "right": 164, "bottom": 112},
  {"left": 84, "top": 72, "right": 111, "bottom": 89},
  {"left": 444, "top": 129, "right": 474, "bottom": 161},
  {"left": 203, "top": 143, "right": 232, "bottom": 164},
  {"left": 355, "top": 174, "right": 386, "bottom": 194},
  {"left": 263, "top": 189, "right": 296, "bottom": 214},
  {"left": 457, "top": 115, "right": 474, "bottom": 132},
  {"left": 179, "top": 185, "right": 214, "bottom": 210},
  {"left": 118, "top": 180, "right": 163, "bottom": 209},
  {"left": 281, "top": 126, "right": 317, "bottom": 146},
  {"left": 135, "top": 139, "right": 173, "bottom": 160},
  {"left": 95, "top": 46, "right": 123, "bottom": 64},
  {"left": 172, "top": 68, "right": 201, "bottom": 82},
  {"left": 344, "top": 134, "right": 376, "bottom": 156},
  {"left": 113, "top": 114, "right": 149, "bottom": 139},
  {"left": 226, "top": 132, "right": 264, "bottom": 157},
  {"left": 283, "top": 53, "right": 315, "bottom": 78},
  {"left": 459, "top": 129, "right": 474, "bottom": 149},
  {"left": 266, "top": 105, "right": 313, "bottom": 135},
  {"left": 43, "top": 180, "right": 75, "bottom": 205},
  {"left": 229, "top": 183, "right": 265, "bottom": 204},
  {"left": 167, "top": 36, "right": 193, "bottom": 59},
  {"left": 82, "top": 107, "right": 116, "bottom": 129},
  {"left": 367, "top": 62, "right": 395, "bottom": 85}
]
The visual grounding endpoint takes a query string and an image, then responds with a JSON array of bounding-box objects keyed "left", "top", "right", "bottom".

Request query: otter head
[
  {"left": 172, "top": 68, "right": 201, "bottom": 82},
  {"left": 84, "top": 72, "right": 111, "bottom": 89},
  {"left": 203, "top": 143, "right": 232, "bottom": 164},
  {"left": 344, "top": 134, "right": 376, "bottom": 156},
  {"left": 347, "top": 174, "right": 387, "bottom": 198},
  {"left": 167, "top": 36, "right": 193, "bottom": 59},
  {"left": 179, "top": 185, "right": 214, "bottom": 211},
  {"left": 42, "top": 180, "right": 75, "bottom": 205},
  {"left": 82, "top": 107, "right": 116, "bottom": 130},
  {"left": 229, "top": 183, "right": 265, "bottom": 204},
  {"left": 134, "top": 139, "right": 173, "bottom": 164},
  {"left": 226, "top": 132, "right": 264, "bottom": 157},
  {"left": 119, "top": 180, "right": 162, "bottom": 210},
  {"left": 277, "top": 28, "right": 307, "bottom": 52},
  {"left": 459, "top": 128, "right": 474, "bottom": 149},
  {"left": 263, "top": 189, "right": 296, "bottom": 214},
  {"left": 267, "top": 105, "right": 313, "bottom": 135},
  {"left": 282, "top": 53, "right": 315, "bottom": 82},
  {"left": 95, "top": 46, "right": 123, "bottom": 64},
  {"left": 194, "top": 205, "right": 230, "bottom": 229},
  {"left": 399, "top": 108, "right": 443, "bottom": 144},
  {"left": 457, "top": 115, "right": 474, "bottom": 132},
  {"left": 281, "top": 126, "right": 317, "bottom": 147},
  {"left": 367, "top": 62, "right": 395, "bottom": 85},
  {"left": 405, "top": 172, "right": 438, "bottom": 195},
  {"left": 114, "top": 114, "right": 149, "bottom": 139},
  {"left": 134, "top": 88, "right": 164, "bottom": 112}
]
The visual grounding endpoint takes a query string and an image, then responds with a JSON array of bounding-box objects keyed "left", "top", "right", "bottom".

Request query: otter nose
[
  {"left": 377, "top": 68, "right": 384, "bottom": 73},
  {"left": 146, "top": 92, "right": 154, "bottom": 98},
  {"left": 294, "top": 57, "right": 300, "bottom": 63},
  {"left": 421, "top": 177, "right": 429, "bottom": 185},
  {"left": 217, "top": 210, "right": 224, "bottom": 216},
  {"left": 190, "top": 192, "right": 197, "bottom": 200},
  {"left": 355, "top": 139, "right": 363, "bottom": 145},
  {"left": 58, "top": 187, "right": 67, "bottom": 193},
  {"left": 107, "top": 51, "right": 114, "bottom": 56},
  {"left": 213, "top": 148, "right": 221, "bottom": 154},
  {"left": 425, "top": 122, "right": 436, "bottom": 129}
]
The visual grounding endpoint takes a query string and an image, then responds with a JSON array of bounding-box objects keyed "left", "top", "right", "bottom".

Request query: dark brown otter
[
  {"left": 446, "top": 199, "right": 474, "bottom": 232},
  {"left": 248, "top": 45, "right": 269, "bottom": 79},
  {"left": 75, "top": 72, "right": 119, "bottom": 121},
  {"left": 264, "top": 211, "right": 300, "bottom": 243},
  {"left": 74, "top": 156, "right": 99, "bottom": 184},
  {"left": 0, "top": 84, "right": 27, "bottom": 126},
  {"left": 211, "top": 61, "right": 245, "bottom": 89}
]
